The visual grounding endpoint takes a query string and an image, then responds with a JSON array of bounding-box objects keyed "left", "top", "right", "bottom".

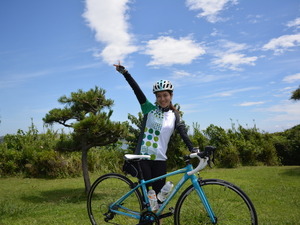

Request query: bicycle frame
[{"left": 109, "top": 162, "right": 217, "bottom": 223}]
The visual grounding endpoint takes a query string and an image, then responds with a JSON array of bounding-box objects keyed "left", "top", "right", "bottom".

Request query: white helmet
[{"left": 153, "top": 80, "right": 174, "bottom": 93}]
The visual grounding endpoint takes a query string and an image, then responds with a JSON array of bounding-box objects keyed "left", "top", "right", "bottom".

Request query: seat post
[{"left": 136, "top": 160, "right": 144, "bottom": 180}]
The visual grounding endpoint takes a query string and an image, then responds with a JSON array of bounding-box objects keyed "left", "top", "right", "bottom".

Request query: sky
[{"left": 0, "top": 0, "right": 300, "bottom": 136}]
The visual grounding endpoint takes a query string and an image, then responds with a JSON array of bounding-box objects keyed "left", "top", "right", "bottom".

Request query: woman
[{"left": 114, "top": 63, "right": 197, "bottom": 196}]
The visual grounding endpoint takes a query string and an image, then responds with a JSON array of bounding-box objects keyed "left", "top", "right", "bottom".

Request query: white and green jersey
[{"left": 140, "top": 100, "right": 176, "bottom": 160}]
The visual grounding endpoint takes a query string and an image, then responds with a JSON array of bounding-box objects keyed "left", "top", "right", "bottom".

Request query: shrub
[
  {"left": 272, "top": 125, "right": 300, "bottom": 165},
  {"left": 258, "top": 141, "right": 280, "bottom": 166},
  {"left": 1, "top": 120, "right": 298, "bottom": 178},
  {"left": 0, "top": 145, "right": 23, "bottom": 176},
  {"left": 0, "top": 124, "right": 83, "bottom": 177},
  {"left": 237, "top": 141, "right": 260, "bottom": 166},
  {"left": 88, "top": 146, "right": 124, "bottom": 174},
  {"left": 24, "top": 150, "right": 82, "bottom": 178},
  {"left": 215, "top": 144, "right": 240, "bottom": 168}
]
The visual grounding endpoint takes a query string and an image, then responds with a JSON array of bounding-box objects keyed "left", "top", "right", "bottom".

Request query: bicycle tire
[
  {"left": 87, "top": 173, "right": 143, "bottom": 225},
  {"left": 174, "top": 178, "right": 258, "bottom": 225}
]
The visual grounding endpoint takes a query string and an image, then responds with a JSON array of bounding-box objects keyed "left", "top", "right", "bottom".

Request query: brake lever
[
  {"left": 205, "top": 146, "right": 216, "bottom": 168},
  {"left": 209, "top": 151, "right": 215, "bottom": 168}
]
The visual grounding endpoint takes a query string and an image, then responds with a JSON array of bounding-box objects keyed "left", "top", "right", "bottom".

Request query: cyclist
[{"left": 114, "top": 63, "right": 197, "bottom": 197}]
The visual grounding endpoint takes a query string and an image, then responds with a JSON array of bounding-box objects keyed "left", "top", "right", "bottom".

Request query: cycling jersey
[{"left": 122, "top": 71, "right": 194, "bottom": 160}]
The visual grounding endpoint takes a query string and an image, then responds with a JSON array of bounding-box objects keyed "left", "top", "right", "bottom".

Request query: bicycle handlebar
[
  {"left": 124, "top": 146, "right": 216, "bottom": 176},
  {"left": 187, "top": 153, "right": 208, "bottom": 175},
  {"left": 186, "top": 146, "right": 216, "bottom": 176}
]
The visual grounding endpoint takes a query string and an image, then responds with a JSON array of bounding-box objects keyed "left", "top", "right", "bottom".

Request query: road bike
[{"left": 87, "top": 147, "right": 258, "bottom": 224}]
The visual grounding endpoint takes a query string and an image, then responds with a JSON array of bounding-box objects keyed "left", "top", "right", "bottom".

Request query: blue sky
[{"left": 1, "top": 0, "right": 300, "bottom": 136}]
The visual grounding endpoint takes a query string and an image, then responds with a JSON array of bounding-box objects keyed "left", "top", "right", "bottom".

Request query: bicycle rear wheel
[
  {"left": 174, "top": 178, "right": 258, "bottom": 225},
  {"left": 87, "top": 173, "right": 143, "bottom": 225}
]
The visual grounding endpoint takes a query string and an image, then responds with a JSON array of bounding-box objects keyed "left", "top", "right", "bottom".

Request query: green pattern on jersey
[{"left": 141, "top": 99, "right": 156, "bottom": 114}]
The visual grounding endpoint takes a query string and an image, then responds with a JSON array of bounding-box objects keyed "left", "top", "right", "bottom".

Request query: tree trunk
[{"left": 82, "top": 147, "right": 91, "bottom": 194}]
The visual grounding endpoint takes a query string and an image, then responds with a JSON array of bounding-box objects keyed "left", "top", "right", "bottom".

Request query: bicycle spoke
[
  {"left": 174, "top": 179, "right": 257, "bottom": 225},
  {"left": 87, "top": 174, "right": 143, "bottom": 225}
]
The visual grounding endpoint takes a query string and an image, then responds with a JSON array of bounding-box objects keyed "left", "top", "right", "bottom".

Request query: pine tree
[{"left": 43, "top": 86, "right": 127, "bottom": 193}]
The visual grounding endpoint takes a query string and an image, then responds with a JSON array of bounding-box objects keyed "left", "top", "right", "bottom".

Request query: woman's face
[{"left": 155, "top": 91, "right": 173, "bottom": 108}]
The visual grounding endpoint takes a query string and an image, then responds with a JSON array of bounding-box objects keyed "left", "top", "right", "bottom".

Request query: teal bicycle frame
[{"left": 109, "top": 161, "right": 217, "bottom": 223}]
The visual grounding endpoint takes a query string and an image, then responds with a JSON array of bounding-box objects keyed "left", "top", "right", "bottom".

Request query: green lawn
[{"left": 1, "top": 166, "right": 299, "bottom": 225}]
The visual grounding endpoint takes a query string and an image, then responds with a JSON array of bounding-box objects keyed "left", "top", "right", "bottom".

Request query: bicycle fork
[{"left": 191, "top": 176, "right": 217, "bottom": 224}]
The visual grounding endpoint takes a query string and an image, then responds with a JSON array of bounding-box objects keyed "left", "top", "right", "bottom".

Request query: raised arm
[{"left": 114, "top": 63, "right": 146, "bottom": 105}]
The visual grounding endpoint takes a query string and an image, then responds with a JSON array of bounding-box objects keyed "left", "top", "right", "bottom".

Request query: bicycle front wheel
[
  {"left": 174, "top": 178, "right": 258, "bottom": 225},
  {"left": 87, "top": 173, "right": 143, "bottom": 225}
]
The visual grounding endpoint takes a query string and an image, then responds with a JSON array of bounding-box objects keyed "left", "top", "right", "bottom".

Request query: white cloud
[
  {"left": 144, "top": 36, "right": 206, "bottom": 66},
  {"left": 262, "top": 34, "right": 300, "bottom": 54},
  {"left": 212, "top": 53, "right": 257, "bottom": 71},
  {"left": 197, "top": 74, "right": 223, "bottom": 83},
  {"left": 0, "top": 70, "right": 51, "bottom": 88},
  {"left": 83, "top": 0, "right": 138, "bottom": 64},
  {"left": 282, "top": 73, "right": 300, "bottom": 83},
  {"left": 171, "top": 70, "right": 224, "bottom": 83},
  {"left": 172, "top": 70, "right": 196, "bottom": 79},
  {"left": 210, "top": 28, "right": 223, "bottom": 37},
  {"left": 180, "top": 103, "right": 203, "bottom": 114},
  {"left": 211, "top": 40, "right": 258, "bottom": 71},
  {"left": 185, "top": 0, "right": 238, "bottom": 23},
  {"left": 220, "top": 40, "right": 247, "bottom": 52},
  {"left": 238, "top": 101, "right": 265, "bottom": 106},
  {"left": 0, "top": 62, "right": 101, "bottom": 89},
  {"left": 272, "top": 86, "right": 298, "bottom": 98},
  {"left": 171, "top": 70, "right": 240, "bottom": 87},
  {"left": 204, "top": 87, "right": 260, "bottom": 98},
  {"left": 247, "top": 14, "right": 263, "bottom": 24},
  {"left": 263, "top": 100, "right": 300, "bottom": 122},
  {"left": 286, "top": 17, "right": 300, "bottom": 29}
]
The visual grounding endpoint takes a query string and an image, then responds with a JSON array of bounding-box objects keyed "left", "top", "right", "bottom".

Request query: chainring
[{"left": 139, "top": 211, "right": 160, "bottom": 225}]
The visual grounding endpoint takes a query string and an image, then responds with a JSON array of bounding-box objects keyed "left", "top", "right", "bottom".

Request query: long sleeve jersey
[{"left": 122, "top": 71, "right": 194, "bottom": 160}]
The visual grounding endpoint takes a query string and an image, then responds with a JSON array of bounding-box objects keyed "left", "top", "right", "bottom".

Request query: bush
[
  {"left": 191, "top": 123, "right": 209, "bottom": 150},
  {"left": 0, "top": 145, "right": 23, "bottom": 175},
  {"left": 1, "top": 120, "right": 298, "bottom": 178},
  {"left": 0, "top": 124, "right": 83, "bottom": 178},
  {"left": 272, "top": 125, "right": 300, "bottom": 165},
  {"left": 236, "top": 141, "right": 260, "bottom": 166},
  {"left": 201, "top": 123, "right": 281, "bottom": 167},
  {"left": 216, "top": 144, "right": 240, "bottom": 168},
  {"left": 24, "top": 150, "right": 82, "bottom": 178},
  {"left": 88, "top": 146, "right": 124, "bottom": 174},
  {"left": 0, "top": 122, "right": 126, "bottom": 178},
  {"left": 258, "top": 141, "right": 280, "bottom": 166}
]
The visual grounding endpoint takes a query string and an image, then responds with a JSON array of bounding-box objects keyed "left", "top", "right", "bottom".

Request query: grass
[{"left": 1, "top": 166, "right": 299, "bottom": 225}]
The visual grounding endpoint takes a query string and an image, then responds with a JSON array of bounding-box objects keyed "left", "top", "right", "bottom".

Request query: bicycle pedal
[{"left": 169, "top": 207, "right": 174, "bottom": 213}]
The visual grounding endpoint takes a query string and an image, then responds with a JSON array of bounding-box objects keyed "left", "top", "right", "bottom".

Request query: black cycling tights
[{"left": 139, "top": 160, "right": 167, "bottom": 196}]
